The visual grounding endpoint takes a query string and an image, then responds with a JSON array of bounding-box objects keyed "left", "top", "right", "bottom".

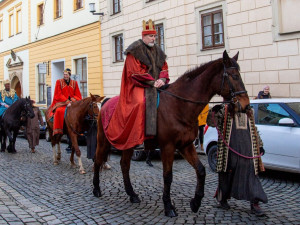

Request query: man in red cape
[
  {"left": 48, "top": 68, "right": 82, "bottom": 135},
  {"left": 104, "top": 19, "right": 169, "bottom": 150}
]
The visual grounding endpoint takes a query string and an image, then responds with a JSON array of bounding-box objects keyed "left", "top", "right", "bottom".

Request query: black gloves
[
  {"left": 212, "top": 104, "right": 222, "bottom": 113},
  {"left": 260, "top": 147, "right": 265, "bottom": 156}
]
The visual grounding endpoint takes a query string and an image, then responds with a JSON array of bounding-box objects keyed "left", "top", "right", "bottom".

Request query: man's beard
[{"left": 147, "top": 42, "right": 155, "bottom": 47}]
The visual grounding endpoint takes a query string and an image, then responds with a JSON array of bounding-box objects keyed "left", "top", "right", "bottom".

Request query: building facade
[
  {"left": 0, "top": 0, "right": 104, "bottom": 106},
  {"left": 99, "top": 0, "right": 300, "bottom": 99}
]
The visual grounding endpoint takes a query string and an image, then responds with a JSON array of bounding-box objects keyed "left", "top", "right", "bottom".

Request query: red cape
[{"left": 104, "top": 54, "right": 168, "bottom": 150}]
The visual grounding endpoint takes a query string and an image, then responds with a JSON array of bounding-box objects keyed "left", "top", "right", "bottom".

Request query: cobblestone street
[{"left": 0, "top": 137, "right": 299, "bottom": 224}]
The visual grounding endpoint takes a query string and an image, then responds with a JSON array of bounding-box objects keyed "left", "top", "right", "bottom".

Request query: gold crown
[{"left": 142, "top": 19, "right": 156, "bottom": 35}]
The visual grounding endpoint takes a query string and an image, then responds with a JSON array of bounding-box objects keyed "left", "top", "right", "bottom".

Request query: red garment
[
  {"left": 104, "top": 53, "right": 169, "bottom": 150},
  {"left": 49, "top": 79, "right": 82, "bottom": 135}
]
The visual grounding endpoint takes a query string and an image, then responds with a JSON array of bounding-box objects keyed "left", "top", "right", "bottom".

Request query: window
[
  {"left": 37, "top": 3, "right": 44, "bottom": 26},
  {"left": 112, "top": 0, "right": 121, "bottom": 14},
  {"left": 75, "top": 58, "right": 87, "bottom": 98},
  {"left": 0, "top": 16, "right": 3, "bottom": 40},
  {"left": 201, "top": 10, "right": 224, "bottom": 49},
  {"left": 257, "top": 103, "right": 292, "bottom": 126},
  {"left": 155, "top": 23, "right": 165, "bottom": 51},
  {"left": 16, "top": 8, "right": 22, "bottom": 33},
  {"left": 114, "top": 34, "right": 123, "bottom": 62},
  {"left": 74, "top": 0, "right": 84, "bottom": 11},
  {"left": 9, "top": 12, "right": 13, "bottom": 37},
  {"left": 54, "top": 0, "right": 62, "bottom": 19},
  {"left": 38, "top": 72, "right": 46, "bottom": 103}
]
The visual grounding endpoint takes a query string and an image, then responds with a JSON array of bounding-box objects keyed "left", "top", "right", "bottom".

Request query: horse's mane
[
  {"left": 5, "top": 98, "right": 25, "bottom": 112},
  {"left": 176, "top": 57, "right": 240, "bottom": 82}
]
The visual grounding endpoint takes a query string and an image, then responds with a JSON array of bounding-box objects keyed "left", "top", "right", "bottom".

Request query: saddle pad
[{"left": 101, "top": 96, "right": 119, "bottom": 131}]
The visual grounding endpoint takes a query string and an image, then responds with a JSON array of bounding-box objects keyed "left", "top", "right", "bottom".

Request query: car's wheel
[
  {"left": 131, "top": 150, "right": 146, "bottom": 161},
  {"left": 45, "top": 129, "right": 51, "bottom": 142},
  {"left": 207, "top": 145, "right": 217, "bottom": 172}
]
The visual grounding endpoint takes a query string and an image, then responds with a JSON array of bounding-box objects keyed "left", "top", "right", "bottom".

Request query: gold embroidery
[{"left": 1, "top": 89, "right": 16, "bottom": 102}]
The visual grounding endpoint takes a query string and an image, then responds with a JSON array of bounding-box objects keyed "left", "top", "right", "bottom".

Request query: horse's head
[
  {"left": 214, "top": 50, "right": 250, "bottom": 112},
  {"left": 24, "top": 96, "right": 35, "bottom": 119},
  {"left": 87, "top": 94, "right": 105, "bottom": 120}
]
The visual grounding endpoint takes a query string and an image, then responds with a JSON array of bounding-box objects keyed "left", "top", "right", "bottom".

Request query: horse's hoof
[
  {"left": 57, "top": 154, "right": 61, "bottom": 161},
  {"left": 165, "top": 209, "right": 178, "bottom": 217},
  {"left": 71, "top": 164, "right": 77, "bottom": 168},
  {"left": 79, "top": 170, "right": 86, "bottom": 174},
  {"left": 130, "top": 195, "right": 141, "bottom": 203},
  {"left": 93, "top": 188, "right": 102, "bottom": 197},
  {"left": 190, "top": 198, "right": 201, "bottom": 213},
  {"left": 53, "top": 161, "right": 58, "bottom": 165}
]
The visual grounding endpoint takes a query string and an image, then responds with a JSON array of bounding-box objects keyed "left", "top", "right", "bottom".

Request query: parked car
[{"left": 203, "top": 98, "right": 300, "bottom": 174}]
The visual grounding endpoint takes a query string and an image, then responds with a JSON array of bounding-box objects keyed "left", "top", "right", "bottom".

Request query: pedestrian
[
  {"left": 104, "top": 19, "right": 169, "bottom": 150},
  {"left": 257, "top": 85, "right": 271, "bottom": 99},
  {"left": 194, "top": 104, "right": 209, "bottom": 151},
  {"left": 26, "top": 100, "right": 44, "bottom": 153},
  {"left": 0, "top": 79, "right": 19, "bottom": 119},
  {"left": 87, "top": 98, "right": 111, "bottom": 169},
  {"left": 207, "top": 103, "right": 268, "bottom": 216}
]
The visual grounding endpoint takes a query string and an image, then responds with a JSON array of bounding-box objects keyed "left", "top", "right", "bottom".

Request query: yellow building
[{"left": 0, "top": 0, "right": 103, "bottom": 106}]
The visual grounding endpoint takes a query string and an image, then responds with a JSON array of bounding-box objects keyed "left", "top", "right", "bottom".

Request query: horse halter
[
  {"left": 85, "top": 101, "right": 99, "bottom": 122},
  {"left": 22, "top": 101, "right": 32, "bottom": 117},
  {"left": 220, "top": 63, "right": 247, "bottom": 103}
]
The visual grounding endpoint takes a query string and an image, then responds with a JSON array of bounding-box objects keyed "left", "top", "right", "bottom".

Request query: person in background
[
  {"left": 26, "top": 100, "right": 44, "bottom": 153},
  {"left": 194, "top": 104, "right": 209, "bottom": 151},
  {"left": 257, "top": 86, "right": 271, "bottom": 99},
  {"left": 0, "top": 79, "right": 19, "bottom": 119}
]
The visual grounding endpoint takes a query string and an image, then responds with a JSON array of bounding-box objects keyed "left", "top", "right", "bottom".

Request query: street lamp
[{"left": 89, "top": 3, "right": 104, "bottom": 16}]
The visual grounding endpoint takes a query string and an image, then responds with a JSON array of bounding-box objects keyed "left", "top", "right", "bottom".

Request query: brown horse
[
  {"left": 93, "top": 50, "right": 250, "bottom": 216},
  {"left": 46, "top": 94, "right": 104, "bottom": 174}
]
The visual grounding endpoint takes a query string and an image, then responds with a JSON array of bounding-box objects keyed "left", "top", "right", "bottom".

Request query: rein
[
  {"left": 66, "top": 101, "right": 99, "bottom": 136},
  {"left": 212, "top": 111, "right": 263, "bottom": 159}
]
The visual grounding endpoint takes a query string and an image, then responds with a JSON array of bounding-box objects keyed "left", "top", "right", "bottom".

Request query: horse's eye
[{"left": 231, "top": 74, "right": 239, "bottom": 80}]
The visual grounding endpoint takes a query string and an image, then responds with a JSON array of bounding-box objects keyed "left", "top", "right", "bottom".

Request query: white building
[{"left": 99, "top": 0, "right": 300, "bottom": 99}]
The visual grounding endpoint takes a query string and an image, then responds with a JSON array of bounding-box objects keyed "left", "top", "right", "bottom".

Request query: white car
[{"left": 203, "top": 98, "right": 300, "bottom": 174}]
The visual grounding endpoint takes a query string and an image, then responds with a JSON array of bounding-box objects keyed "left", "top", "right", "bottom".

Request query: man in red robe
[
  {"left": 104, "top": 19, "right": 169, "bottom": 150},
  {"left": 49, "top": 68, "right": 82, "bottom": 135}
]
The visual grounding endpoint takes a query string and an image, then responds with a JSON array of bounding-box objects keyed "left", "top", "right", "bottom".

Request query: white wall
[
  {"left": 0, "top": 0, "right": 29, "bottom": 52},
  {"left": 30, "top": 0, "right": 100, "bottom": 42}
]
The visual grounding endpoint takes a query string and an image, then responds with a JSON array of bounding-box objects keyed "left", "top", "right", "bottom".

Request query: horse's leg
[
  {"left": 68, "top": 133, "right": 85, "bottom": 174},
  {"left": 120, "top": 149, "right": 141, "bottom": 203},
  {"left": 161, "top": 145, "right": 177, "bottom": 217},
  {"left": 0, "top": 131, "right": 5, "bottom": 152},
  {"left": 12, "top": 130, "right": 18, "bottom": 153},
  {"left": 6, "top": 130, "right": 14, "bottom": 153},
  {"left": 93, "top": 121, "right": 111, "bottom": 197},
  {"left": 51, "top": 136, "right": 58, "bottom": 165},
  {"left": 179, "top": 144, "right": 206, "bottom": 213},
  {"left": 57, "top": 142, "right": 61, "bottom": 161}
]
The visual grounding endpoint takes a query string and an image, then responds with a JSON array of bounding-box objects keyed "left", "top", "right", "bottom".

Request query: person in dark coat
[
  {"left": 26, "top": 101, "right": 44, "bottom": 153},
  {"left": 257, "top": 85, "right": 271, "bottom": 99},
  {"left": 207, "top": 104, "right": 268, "bottom": 216}
]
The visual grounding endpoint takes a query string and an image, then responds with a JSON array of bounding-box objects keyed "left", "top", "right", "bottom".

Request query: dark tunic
[
  {"left": 219, "top": 116, "right": 268, "bottom": 203},
  {"left": 27, "top": 107, "right": 44, "bottom": 149}
]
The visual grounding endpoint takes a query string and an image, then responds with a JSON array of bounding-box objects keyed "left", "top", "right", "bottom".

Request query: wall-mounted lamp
[{"left": 89, "top": 3, "right": 104, "bottom": 16}]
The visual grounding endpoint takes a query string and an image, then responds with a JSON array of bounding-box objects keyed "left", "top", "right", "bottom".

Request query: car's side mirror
[{"left": 278, "top": 118, "right": 295, "bottom": 126}]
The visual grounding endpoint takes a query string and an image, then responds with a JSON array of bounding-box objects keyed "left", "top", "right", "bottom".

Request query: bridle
[
  {"left": 220, "top": 64, "right": 247, "bottom": 104},
  {"left": 22, "top": 101, "right": 33, "bottom": 117}
]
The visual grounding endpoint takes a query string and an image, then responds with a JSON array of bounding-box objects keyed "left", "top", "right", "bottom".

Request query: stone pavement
[{"left": 0, "top": 138, "right": 299, "bottom": 224}]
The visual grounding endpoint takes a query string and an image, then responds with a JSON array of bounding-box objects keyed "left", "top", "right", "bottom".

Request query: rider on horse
[
  {"left": 48, "top": 68, "right": 82, "bottom": 136},
  {"left": 0, "top": 79, "right": 19, "bottom": 119},
  {"left": 103, "top": 19, "right": 169, "bottom": 150}
]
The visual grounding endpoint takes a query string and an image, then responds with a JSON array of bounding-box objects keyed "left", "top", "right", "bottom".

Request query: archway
[{"left": 11, "top": 76, "right": 21, "bottom": 97}]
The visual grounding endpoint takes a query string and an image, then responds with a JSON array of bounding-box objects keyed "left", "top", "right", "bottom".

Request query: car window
[
  {"left": 257, "top": 103, "right": 292, "bottom": 125},
  {"left": 286, "top": 102, "right": 300, "bottom": 117}
]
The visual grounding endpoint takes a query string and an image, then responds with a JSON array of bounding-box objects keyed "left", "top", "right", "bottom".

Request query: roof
[{"left": 251, "top": 98, "right": 300, "bottom": 104}]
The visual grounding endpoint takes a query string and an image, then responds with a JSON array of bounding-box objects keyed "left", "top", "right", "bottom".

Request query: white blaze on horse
[{"left": 45, "top": 94, "right": 104, "bottom": 174}]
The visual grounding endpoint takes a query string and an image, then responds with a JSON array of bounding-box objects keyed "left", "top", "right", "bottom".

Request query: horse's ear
[
  {"left": 223, "top": 50, "right": 230, "bottom": 66},
  {"left": 28, "top": 96, "right": 31, "bottom": 100},
  {"left": 233, "top": 51, "right": 239, "bottom": 61},
  {"left": 90, "top": 93, "right": 93, "bottom": 97},
  {"left": 25, "top": 96, "right": 28, "bottom": 100}
]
